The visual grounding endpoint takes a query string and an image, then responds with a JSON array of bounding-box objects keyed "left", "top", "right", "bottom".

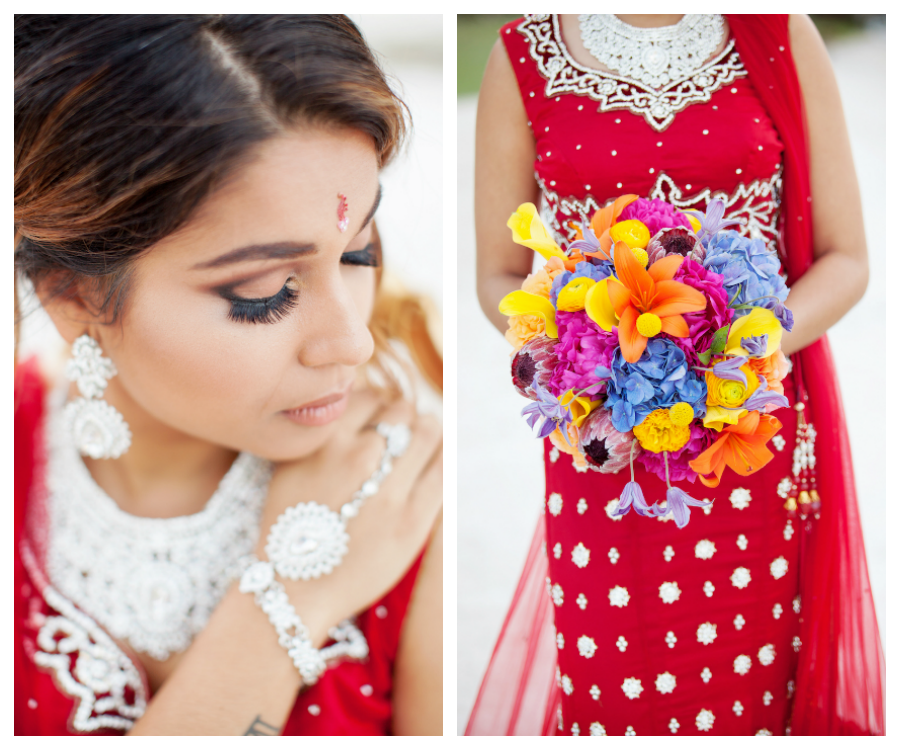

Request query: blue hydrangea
[
  {"left": 702, "top": 230, "right": 793, "bottom": 331},
  {"left": 598, "top": 339, "right": 707, "bottom": 433},
  {"left": 549, "top": 261, "right": 612, "bottom": 308}
]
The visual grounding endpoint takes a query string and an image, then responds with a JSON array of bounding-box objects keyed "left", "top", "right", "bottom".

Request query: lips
[{"left": 285, "top": 382, "right": 353, "bottom": 411}]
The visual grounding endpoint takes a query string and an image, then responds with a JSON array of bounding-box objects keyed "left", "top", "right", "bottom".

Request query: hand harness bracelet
[{"left": 234, "top": 422, "right": 411, "bottom": 685}]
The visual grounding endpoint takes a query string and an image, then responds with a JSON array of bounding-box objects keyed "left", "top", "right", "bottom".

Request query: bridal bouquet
[{"left": 501, "top": 195, "right": 794, "bottom": 528}]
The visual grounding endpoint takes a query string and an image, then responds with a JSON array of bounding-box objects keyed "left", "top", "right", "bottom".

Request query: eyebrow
[{"left": 191, "top": 183, "right": 383, "bottom": 270}]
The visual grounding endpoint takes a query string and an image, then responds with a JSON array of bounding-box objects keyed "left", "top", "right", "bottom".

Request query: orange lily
[
  {"left": 582, "top": 194, "right": 638, "bottom": 260},
  {"left": 688, "top": 411, "right": 782, "bottom": 488},
  {"left": 605, "top": 241, "right": 707, "bottom": 362}
]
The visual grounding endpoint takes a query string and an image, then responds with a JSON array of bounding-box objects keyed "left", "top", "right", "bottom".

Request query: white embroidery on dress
[
  {"left": 616, "top": 635, "right": 628, "bottom": 652},
  {"left": 578, "top": 635, "right": 597, "bottom": 658},
  {"left": 770, "top": 556, "right": 788, "bottom": 579},
  {"left": 700, "top": 666, "right": 712, "bottom": 683},
  {"left": 772, "top": 603, "right": 783, "bottom": 620},
  {"left": 548, "top": 492, "right": 563, "bottom": 516},
  {"left": 772, "top": 434, "right": 786, "bottom": 451},
  {"left": 605, "top": 498, "right": 623, "bottom": 520},
  {"left": 792, "top": 595, "right": 801, "bottom": 614},
  {"left": 756, "top": 729, "right": 774, "bottom": 736},
  {"left": 537, "top": 167, "right": 784, "bottom": 262},
  {"left": 659, "top": 581, "right": 681, "bottom": 604},
  {"left": 576, "top": 593, "right": 588, "bottom": 610},
  {"left": 608, "top": 547, "right": 621, "bottom": 564},
  {"left": 695, "top": 539, "right": 716, "bottom": 559},
  {"left": 734, "top": 613, "right": 746, "bottom": 630},
  {"left": 590, "top": 721, "right": 607, "bottom": 735},
  {"left": 561, "top": 674, "right": 574, "bottom": 695},
  {"left": 556, "top": 632, "right": 565, "bottom": 650},
  {"left": 730, "top": 487, "right": 752, "bottom": 510},
  {"left": 552, "top": 542, "right": 562, "bottom": 559},
  {"left": 665, "top": 630, "right": 677, "bottom": 648},
  {"left": 697, "top": 621, "right": 717, "bottom": 645},
  {"left": 590, "top": 684, "right": 601, "bottom": 700},
  {"left": 307, "top": 704, "right": 321, "bottom": 716},
  {"left": 731, "top": 567, "right": 752, "bottom": 589},
  {"left": 549, "top": 446, "right": 560, "bottom": 463},
  {"left": 696, "top": 708, "right": 715, "bottom": 732},
  {"left": 551, "top": 583, "right": 565, "bottom": 606},
  {"left": 703, "top": 580, "right": 715, "bottom": 597},
  {"left": 570, "top": 721, "right": 580, "bottom": 736},
  {"left": 609, "top": 585, "right": 630, "bottom": 607},
  {"left": 571, "top": 542, "right": 591, "bottom": 568},
  {"left": 784, "top": 520, "right": 795, "bottom": 541},
  {"left": 656, "top": 672, "right": 676, "bottom": 694},
  {"left": 518, "top": 15, "right": 745, "bottom": 132},
  {"left": 621, "top": 677, "right": 643, "bottom": 700},
  {"left": 625, "top": 726, "right": 637, "bottom": 736},
  {"left": 733, "top": 700, "right": 745, "bottom": 716},
  {"left": 792, "top": 636, "right": 801, "bottom": 653},
  {"left": 787, "top": 679, "right": 795, "bottom": 697},
  {"left": 734, "top": 654, "right": 752, "bottom": 675},
  {"left": 763, "top": 690, "right": 774, "bottom": 706},
  {"left": 668, "top": 717, "right": 680, "bottom": 733},
  {"left": 777, "top": 477, "right": 793, "bottom": 498},
  {"left": 737, "top": 533, "right": 749, "bottom": 551},
  {"left": 577, "top": 497, "right": 588, "bottom": 514},
  {"left": 663, "top": 544, "right": 675, "bottom": 562}
]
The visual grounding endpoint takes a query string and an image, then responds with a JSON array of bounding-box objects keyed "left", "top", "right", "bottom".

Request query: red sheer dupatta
[{"left": 465, "top": 15, "right": 884, "bottom": 736}]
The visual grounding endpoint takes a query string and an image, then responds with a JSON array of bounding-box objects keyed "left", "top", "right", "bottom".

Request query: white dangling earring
[{"left": 63, "top": 334, "right": 132, "bottom": 459}]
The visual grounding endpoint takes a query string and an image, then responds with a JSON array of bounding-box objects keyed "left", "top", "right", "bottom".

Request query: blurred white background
[
  {"left": 457, "top": 23, "right": 886, "bottom": 734},
  {"left": 17, "top": 15, "right": 444, "bottom": 375}
]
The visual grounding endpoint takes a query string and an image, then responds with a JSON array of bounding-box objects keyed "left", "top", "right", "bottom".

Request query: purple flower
[
  {"left": 712, "top": 355, "right": 749, "bottom": 388},
  {"left": 618, "top": 198, "right": 692, "bottom": 236},
  {"left": 568, "top": 220, "right": 601, "bottom": 255},
  {"left": 646, "top": 227, "right": 705, "bottom": 264},
  {"left": 661, "top": 486, "right": 712, "bottom": 528},
  {"left": 613, "top": 481, "right": 656, "bottom": 518},
  {"left": 521, "top": 379, "right": 572, "bottom": 440},
  {"left": 511, "top": 336, "right": 560, "bottom": 399},
  {"left": 741, "top": 376, "right": 790, "bottom": 412},
  {"left": 684, "top": 197, "right": 744, "bottom": 242},
  {"left": 740, "top": 334, "right": 769, "bottom": 358},
  {"left": 549, "top": 311, "right": 619, "bottom": 397}
]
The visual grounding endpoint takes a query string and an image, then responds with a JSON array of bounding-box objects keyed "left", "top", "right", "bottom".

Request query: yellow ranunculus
[
  {"left": 499, "top": 290, "right": 559, "bottom": 339},
  {"left": 556, "top": 277, "right": 596, "bottom": 312},
  {"left": 584, "top": 277, "right": 618, "bottom": 331},
  {"left": 703, "top": 359, "right": 760, "bottom": 431},
  {"left": 609, "top": 219, "right": 651, "bottom": 249}
]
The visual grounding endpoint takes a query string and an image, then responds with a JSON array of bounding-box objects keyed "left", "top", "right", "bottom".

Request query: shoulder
[{"left": 787, "top": 15, "right": 837, "bottom": 96}]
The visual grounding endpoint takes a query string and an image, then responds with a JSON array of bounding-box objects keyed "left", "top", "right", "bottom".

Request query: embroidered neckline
[{"left": 517, "top": 14, "right": 746, "bottom": 132}]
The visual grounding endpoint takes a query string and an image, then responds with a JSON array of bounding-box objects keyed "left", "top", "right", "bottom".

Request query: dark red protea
[
  {"left": 511, "top": 335, "right": 559, "bottom": 399},
  {"left": 646, "top": 227, "right": 705, "bottom": 265},
  {"left": 577, "top": 406, "right": 638, "bottom": 473}
]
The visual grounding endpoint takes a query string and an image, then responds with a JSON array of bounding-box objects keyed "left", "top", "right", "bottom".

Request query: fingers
[{"left": 379, "top": 412, "right": 442, "bottom": 509}]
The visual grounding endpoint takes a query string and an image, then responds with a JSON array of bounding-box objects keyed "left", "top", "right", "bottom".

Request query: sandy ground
[{"left": 456, "top": 26, "right": 886, "bottom": 734}]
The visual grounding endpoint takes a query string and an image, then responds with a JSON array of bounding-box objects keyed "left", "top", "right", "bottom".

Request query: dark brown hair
[{"left": 15, "top": 14, "right": 441, "bottom": 392}]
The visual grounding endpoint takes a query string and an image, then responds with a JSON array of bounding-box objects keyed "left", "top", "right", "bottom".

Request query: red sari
[
  {"left": 466, "top": 14, "right": 883, "bottom": 736},
  {"left": 14, "top": 358, "right": 423, "bottom": 736}
]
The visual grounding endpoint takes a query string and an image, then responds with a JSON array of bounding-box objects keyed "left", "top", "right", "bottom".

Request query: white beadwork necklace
[
  {"left": 578, "top": 14, "right": 725, "bottom": 90},
  {"left": 43, "top": 398, "right": 271, "bottom": 661}
]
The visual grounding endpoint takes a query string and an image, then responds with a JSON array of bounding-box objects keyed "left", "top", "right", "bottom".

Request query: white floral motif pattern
[
  {"left": 578, "top": 635, "right": 597, "bottom": 658},
  {"left": 668, "top": 718, "right": 680, "bottom": 733},
  {"left": 763, "top": 690, "right": 773, "bottom": 706},
  {"left": 576, "top": 593, "right": 588, "bottom": 610},
  {"left": 551, "top": 583, "right": 564, "bottom": 606},
  {"left": 756, "top": 643, "right": 775, "bottom": 667},
  {"left": 549, "top": 446, "right": 560, "bottom": 463},
  {"left": 734, "top": 613, "right": 746, "bottom": 630},
  {"left": 792, "top": 636, "right": 801, "bottom": 653},
  {"left": 572, "top": 543, "right": 591, "bottom": 568},
  {"left": 608, "top": 547, "right": 621, "bottom": 564},
  {"left": 696, "top": 622, "right": 717, "bottom": 645},
  {"left": 730, "top": 488, "right": 752, "bottom": 509},
  {"left": 734, "top": 654, "right": 752, "bottom": 675},
  {"left": 731, "top": 567, "right": 752, "bottom": 589},
  {"left": 561, "top": 674, "right": 574, "bottom": 695},
  {"left": 571, "top": 722, "right": 580, "bottom": 736},
  {"left": 665, "top": 630, "right": 677, "bottom": 648},
  {"left": 590, "top": 684, "right": 601, "bottom": 700},
  {"left": 663, "top": 545, "right": 675, "bottom": 562},
  {"left": 703, "top": 580, "right": 715, "bottom": 597},
  {"left": 590, "top": 722, "right": 606, "bottom": 736},
  {"left": 733, "top": 700, "right": 744, "bottom": 716},
  {"left": 621, "top": 677, "right": 643, "bottom": 700},
  {"left": 737, "top": 534, "right": 749, "bottom": 551},
  {"left": 700, "top": 667, "right": 712, "bottom": 683},
  {"left": 577, "top": 497, "right": 588, "bottom": 514},
  {"left": 777, "top": 476, "right": 793, "bottom": 498},
  {"left": 695, "top": 539, "right": 716, "bottom": 559},
  {"left": 787, "top": 679, "right": 795, "bottom": 697},
  {"left": 770, "top": 556, "right": 788, "bottom": 579},
  {"left": 548, "top": 493, "right": 563, "bottom": 516},
  {"left": 793, "top": 595, "right": 801, "bottom": 614},
  {"left": 655, "top": 672, "right": 676, "bottom": 694},
  {"left": 772, "top": 434, "right": 786, "bottom": 451},
  {"left": 605, "top": 498, "right": 623, "bottom": 520},
  {"left": 784, "top": 520, "right": 794, "bottom": 541},
  {"left": 625, "top": 726, "right": 637, "bottom": 736},
  {"left": 609, "top": 586, "right": 630, "bottom": 607},
  {"left": 616, "top": 635, "right": 628, "bottom": 652},
  {"left": 556, "top": 632, "right": 565, "bottom": 650},
  {"left": 772, "top": 603, "right": 783, "bottom": 619},
  {"left": 659, "top": 581, "right": 681, "bottom": 604},
  {"left": 756, "top": 729, "right": 773, "bottom": 736},
  {"left": 696, "top": 709, "right": 715, "bottom": 732},
  {"left": 552, "top": 543, "right": 562, "bottom": 559}
]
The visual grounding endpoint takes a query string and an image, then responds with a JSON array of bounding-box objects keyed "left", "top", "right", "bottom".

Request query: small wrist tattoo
[{"left": 244, "top": 715, "right": 281, "bottom": 736}]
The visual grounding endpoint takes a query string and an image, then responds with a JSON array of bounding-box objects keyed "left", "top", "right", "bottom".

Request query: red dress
[
  {"left": 466, "top": 15, "right": 883, "bottom": 737},
  {"left": 14, "top": 358, "right": 423, "bottom": 736}
]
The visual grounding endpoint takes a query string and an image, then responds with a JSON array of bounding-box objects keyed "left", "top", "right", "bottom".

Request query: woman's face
[{"left": 96, "top": 126, "right": 381, "bottom": 461}]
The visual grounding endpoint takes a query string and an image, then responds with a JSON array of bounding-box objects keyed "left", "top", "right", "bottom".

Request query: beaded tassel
[{"left": 783, "top": 357, "right": 821, "bottom": 521}]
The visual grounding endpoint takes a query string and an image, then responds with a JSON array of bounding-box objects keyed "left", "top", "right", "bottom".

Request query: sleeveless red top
[{"left": 14, "top": 358, "right": 423, "bottom": 736}]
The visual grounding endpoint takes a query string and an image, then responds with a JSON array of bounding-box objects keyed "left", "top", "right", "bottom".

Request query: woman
[
  {"left": 15, "top": 15, "right": 442, "bottom": 735},
  {"left": 470, "top": 14, "right": 883, "bottom": 735}
]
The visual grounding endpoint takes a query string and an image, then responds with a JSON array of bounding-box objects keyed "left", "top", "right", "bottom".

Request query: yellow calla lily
[
  {"left": 507, "top": 203, "right": 569, "bottom": 262},
  {"left": 703, "top": 404, "right": 748, "bottom": 432},
  {"left": 499, "top": 290, "right": 559, "bottom": 339},
  {"left": 725, "top": 307, "right": 783, "bottom": 358},
  {"left": 560, "top": 389, "right": 601, "bottom": 429},
  {"left": 584, "top": 277, "right": 619, "bottom": 331}
]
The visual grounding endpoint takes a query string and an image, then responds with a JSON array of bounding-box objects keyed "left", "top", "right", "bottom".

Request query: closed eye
[{"left": 341, "top": 242, "right": 378, "bottom": 267}]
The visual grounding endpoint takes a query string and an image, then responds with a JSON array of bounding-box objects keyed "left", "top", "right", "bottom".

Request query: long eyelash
[{"left": 221, "top": 241, "right": 374, "bottom": 325}]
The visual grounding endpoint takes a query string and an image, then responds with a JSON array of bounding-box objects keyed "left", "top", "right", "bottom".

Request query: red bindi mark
[{"left": 337, "top": 193, "right": 349, "bottom": 233}]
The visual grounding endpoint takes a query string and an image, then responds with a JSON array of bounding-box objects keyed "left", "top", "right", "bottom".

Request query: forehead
[{"left": 145, "top": 126, "right": 380, "bottom": 267}]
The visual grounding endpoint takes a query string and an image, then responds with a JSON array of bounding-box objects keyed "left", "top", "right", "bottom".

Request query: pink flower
[
  {"left": 636, "top": 422, "right": 716, "bottom": 483},
  {"left": 511, "top": 336, "right": 560, "bottom": 399},
  {"left": 618, "top": 197, "right": 692, "bottom": 237},
  {"left": 549, "top": 311, "right": 619, "bottom": 397},
  {"left": 668, "top": 257, "right": 733, "bottom": 366},
  {"left": 577, "top": 406, "right": 637, "bottom": 473},
  {"left": 646, "top": 227, "right": 705, "bottom": 265}
]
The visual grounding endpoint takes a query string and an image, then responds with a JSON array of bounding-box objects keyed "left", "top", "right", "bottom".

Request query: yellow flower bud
[
  {"left": 609, "top": 219, "right": 651, "bottom": 249},
  {"left": 556, "top": 277, "right": 597, "bottom": 312},
  {"left": 630, "top": 247, "right": 649, "bottom": 267},
  {"left": 636, "top": 312, "right": 662, "bottom": 337},
  {"left": 668, "top": 402, "right": 695, "bottom": 426}
]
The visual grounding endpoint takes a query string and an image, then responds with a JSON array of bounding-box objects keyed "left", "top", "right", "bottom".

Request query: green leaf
[
  {"left": 709, "top": 325, "right": 730, "bottom": 354},
  {"left": 697, "top": 349, "right": 712, "bottom": 366}
]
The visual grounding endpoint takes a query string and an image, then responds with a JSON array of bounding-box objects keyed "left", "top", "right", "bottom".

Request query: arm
[
  {"left": 475, "top": 38, "right": 541, "bottom": 335},
  {"left": 779, "top": 14, "right": 869, "bottom": 356}
]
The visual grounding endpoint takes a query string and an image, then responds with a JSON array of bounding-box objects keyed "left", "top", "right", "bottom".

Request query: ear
[{"left": 31, "top": 272, "right": 107, "bottom": 346}]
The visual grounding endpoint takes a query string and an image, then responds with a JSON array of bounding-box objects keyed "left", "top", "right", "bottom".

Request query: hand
[{"left": 257, "top": 387, "right": 442, "bottom": 645}]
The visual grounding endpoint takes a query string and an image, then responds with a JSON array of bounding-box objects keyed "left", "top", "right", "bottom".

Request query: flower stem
[
  {"left": 733, "top": 294, "right": 783, "bottom": 307},
  {"left": 629, "top": 438, "right": 636, "bottom": 483},
  {"left": 663, "top": 450, "right": 671, "bottom": 488}
]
